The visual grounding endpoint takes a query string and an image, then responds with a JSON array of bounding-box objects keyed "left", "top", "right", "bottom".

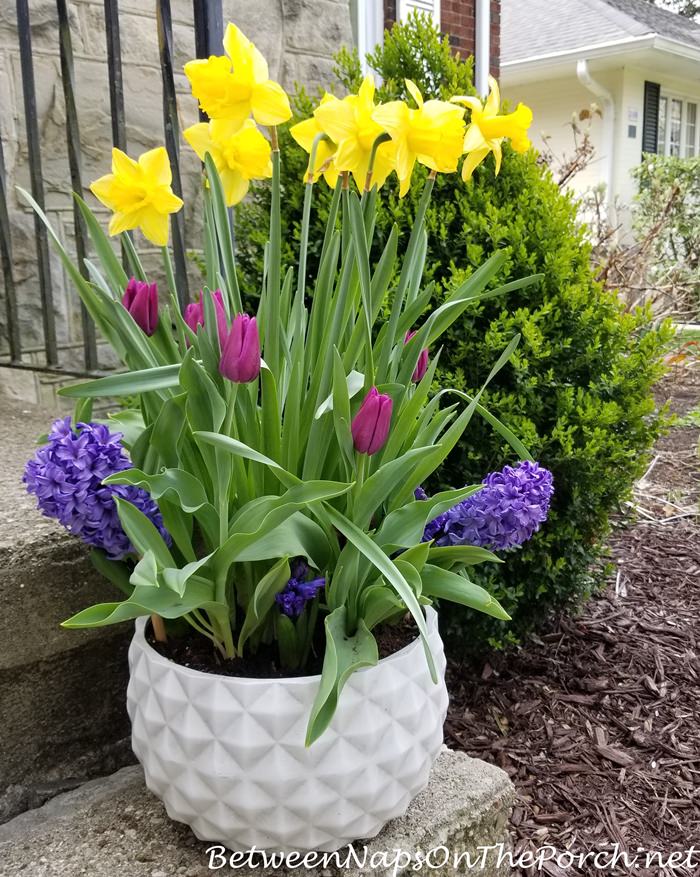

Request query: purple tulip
[
  {"left": 219, "top": 313, "right": 261, "bottom": 383},
  {"left": 122, "top": 278, "right": 158, "bottom": 336},
  {"left": 183, "top": 289, "right": 228, "bottom": 346},
  {"left": 405, "top": 331, "right": 429, "bottom": 383},
  {"left": 351, "top": 387, "right": 393, "bottom": 455}
]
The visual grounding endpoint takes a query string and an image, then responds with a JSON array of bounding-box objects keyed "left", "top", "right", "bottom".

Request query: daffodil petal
[
  {"left": 139, "top": 209, "right": 170, "bottom": 247},
  {"left": 90, "top": 174, "right": 118, "bottom": 209},
  {"left": 139, "top": 147, "right": 172, "bottom": 187},
  {"left": 251, "top": 80, "right": 291, "bottom": 126},
  {"left": 486, "top": 75, "right": 501, "bottom": 115},
  {"left": 463, "top": 123, "right": 486, "bottom": 152},
  {"left": 461, "top": 146, "right": 490, "bottom": 182},
  {"left": 405, "top": 79, "right": 423, "bottom": 108},
  {"left": 222, "top": 169, "right": 250, "bottom": 206}
]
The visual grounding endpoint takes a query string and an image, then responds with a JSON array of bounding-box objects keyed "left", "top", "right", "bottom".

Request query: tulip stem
[{"left": 151, "top": 613, "right": 167, "bottom": 643}]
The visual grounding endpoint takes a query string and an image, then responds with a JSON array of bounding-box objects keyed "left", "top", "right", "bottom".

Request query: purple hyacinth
[
  {"left": 24, "top": 418, "right": 170, "bottom": 560},
  {"left": 275, "top": 558, "right": 326, "bottom": 618},
  {"left": 422, "top": 461, "right": 554, "bottom": 551}
]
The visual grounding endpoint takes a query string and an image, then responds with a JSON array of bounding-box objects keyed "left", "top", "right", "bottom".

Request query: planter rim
[{"left": 133, "top": 605, "right": 438, "bottom": 687}]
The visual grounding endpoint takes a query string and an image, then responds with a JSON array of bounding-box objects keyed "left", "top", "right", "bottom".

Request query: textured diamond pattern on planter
[{"left": 126, "top": 607, "right": 448, "bottom": 853}]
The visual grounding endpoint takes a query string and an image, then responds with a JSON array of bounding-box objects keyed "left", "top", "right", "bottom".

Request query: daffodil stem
[
  {"left": 161, "top": 245, "right": 188, "bottom": 354},
  {"left": 266, "top": 128, "right": 281, "bottom": 375},
  {"left": 297, "top": 133, "right": 325, "bottom": 302},
  {"left": 364, "top": 132, "right": 392, "bottom": 193}
]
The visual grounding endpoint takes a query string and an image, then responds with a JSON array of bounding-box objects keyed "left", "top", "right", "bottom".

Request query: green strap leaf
[
  {"left": 421, "top": 564, "right": 511, "bottom": 621},
  {"left": 305, "top": 607, "right": 378, "bottom": 746},
  {"left": 322, "top": 504, "right": 437, "bottom": 684}
]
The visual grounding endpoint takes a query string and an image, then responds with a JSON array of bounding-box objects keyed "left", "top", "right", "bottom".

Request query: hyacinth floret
[
  {"left": 24, "top": 418, "right": 170, "bottom": 560},
  {"left": 275, "top": 558, "right": 326, "bottom": 618},
  {"left": 422, "top": 461, "right": 554, "bottom": 551}
]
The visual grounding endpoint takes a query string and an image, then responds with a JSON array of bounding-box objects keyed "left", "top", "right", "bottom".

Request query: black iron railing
[{"left": 0, "top": 0, "right": 224, "bottom": 377}]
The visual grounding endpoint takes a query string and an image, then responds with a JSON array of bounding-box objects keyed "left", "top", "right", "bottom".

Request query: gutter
[
  {"left": 576, "top": 59, "right": 616, "bottom": 226},
  {"left": 475, "top": 0, "right": 490, "bottom": 97}
]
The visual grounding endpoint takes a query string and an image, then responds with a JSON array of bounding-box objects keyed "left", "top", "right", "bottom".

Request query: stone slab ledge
[{"left": 0, "top": 748, "right": 514, "bottom": 877}]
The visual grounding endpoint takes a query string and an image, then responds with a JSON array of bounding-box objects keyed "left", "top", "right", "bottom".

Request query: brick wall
[{"left": 385, "top": 0, "right": 500, "bottom": 76}]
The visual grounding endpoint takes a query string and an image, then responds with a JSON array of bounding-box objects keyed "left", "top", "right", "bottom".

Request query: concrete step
[
  {"left": 0, "top": 749, "right": 514, "bottom": 877},
  {"left": 0, "top": 397, "right": 134, "bottom": 822}
]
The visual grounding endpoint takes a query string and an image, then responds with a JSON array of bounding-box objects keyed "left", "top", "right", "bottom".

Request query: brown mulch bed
[{"left": 446, "top": 365, "right": 700, "bottom": 876}]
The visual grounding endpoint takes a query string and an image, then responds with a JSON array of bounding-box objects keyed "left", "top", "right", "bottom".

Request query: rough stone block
[
  {"left": 0, "top": 749, "right": 514, "bottom": 876},
  {"left": 0, "top": 398, "right": 134, "bottom": 822}
]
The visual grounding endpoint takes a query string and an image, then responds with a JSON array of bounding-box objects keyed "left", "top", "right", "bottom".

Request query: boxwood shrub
[{"left": 236, "top": 14, "right": 670, "bottom": 652}]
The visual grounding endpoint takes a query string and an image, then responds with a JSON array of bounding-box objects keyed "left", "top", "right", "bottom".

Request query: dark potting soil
[{"left": 146, "top": 614, "right": 419, "bottom": 679}]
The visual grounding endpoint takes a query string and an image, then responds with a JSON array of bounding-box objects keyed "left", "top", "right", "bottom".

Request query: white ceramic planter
[{"left": 127, "top": 607, "right": 448, "bottom": 853}]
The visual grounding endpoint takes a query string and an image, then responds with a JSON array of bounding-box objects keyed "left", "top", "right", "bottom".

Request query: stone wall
[{"left": 0, "top": 0, "right": 352, "bottom": 397}]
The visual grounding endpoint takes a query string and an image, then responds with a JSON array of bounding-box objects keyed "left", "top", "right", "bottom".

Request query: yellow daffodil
[
  {"left": 451, "top": 76, "right": 533, "bottom": 181},
  {"left": 184, "top": 23, "right": 291, "bottom": 128},
  {"left": 290, "top": 94, "right": 340, "bottom": 187},
  {"left": 372, "top": 80, "right": 465, "bottom": 196},
  {"left": 90, "top": 146, "right": 183, "bottom": 246},
  {"left": 184, "top": 119, "right": 272, "bottom": 206},
  {"left": 312, "top": 75, "right": 397, "bottom": 191}
]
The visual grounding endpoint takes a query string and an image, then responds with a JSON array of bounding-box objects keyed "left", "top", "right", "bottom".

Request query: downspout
[
  {"left": 475, "top": 0, "right": 490, "bottom": 97},
  {"left": 576, "top": 59, "right": 616, "bottom": 226}
]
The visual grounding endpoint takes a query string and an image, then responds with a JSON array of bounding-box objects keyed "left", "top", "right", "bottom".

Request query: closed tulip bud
[
  {"left": 405, "top": 331, "right": 429, "bottom": 383},
  {"left": 219, "top": 314, "right": 261, "bottom": 383},
  {"left": 183, "top": 289, "right": 228, "bottom": 347},
  {"left": 351, "top": 387, "right": 393, "bottom": 455},
  {"left": 122, "top": 278, "right": 158, "bottom": 336}
]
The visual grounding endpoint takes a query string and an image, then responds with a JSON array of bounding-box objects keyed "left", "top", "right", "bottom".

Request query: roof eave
[{"left": 501, "top": 33, "right": 700, "bottom": 80}]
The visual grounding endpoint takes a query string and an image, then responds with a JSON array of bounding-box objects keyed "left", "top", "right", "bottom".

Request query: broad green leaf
[
  {"left": 354, "top": 445, "right": 432, "bottom": 527},
  {"left": 104, "top": 409, "right": 145, "bottom": 449},
  {"left": 217, "top": 481, "right": 352, "bottom": 573},
  {"left": 234, "top": 513, "right": 332, "bottom": 570},
  {"left": 359, "top": 585, "right": 405, "bottom": 630},
  {"left": 194, "top": 431, "right": 300, "bottom": 489},
  {"left": 275, "top": 613, "right": 300, "bottom": 671},
  {"left": 162, "top": 554, "right": 214, "bottom": 598},
  {"left": 61, "top": 578, "right": 222, "bottom": 628},
  {"left": 105, "top": 468, "right": 209, "bottom": 514},
  {"left": 315, "top": 370, "right": 365, "bottom": 419},
  {"left": 322, "top": 504, "right": 437, "bottom": 683},
  {"left": 130, "top": 550, "right": 159, "bottom": 589},
  {"left": 59, "top": 364, "right": 180, "bottom": 398},
  {"left": 114, "top": 497, "right": 175, "bottom": 569},
  {"left": 427, "top": 545, "right": 502, "bottom": 569},
  {"left": 421, "top": 564, "right": 511, "bottom": 620},
  {"left": 238, "top": 557, "right": 290, "bottom": 653},
  {"left": 375, "top": 485, "right": 482, "bottom": 551},
  {"left": 306, "top": 607, "right": 378, "bottom": 746}
]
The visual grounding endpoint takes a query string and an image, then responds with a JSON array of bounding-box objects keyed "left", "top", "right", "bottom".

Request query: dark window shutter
[{"left": 642, "top": 81, "right": 660, "bottom": 154}]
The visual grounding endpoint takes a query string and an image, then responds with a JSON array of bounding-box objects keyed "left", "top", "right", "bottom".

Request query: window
[
  {"left": 398, "top": 0, "right": 440, "bottom": 27},
  {"left": 686, "top": 103, "right": 697, "bottom": 157},
  {"left": 658, "top": 96, "right": 667, "bottom": 153},
  {"left": 657, "top": 93, "right": 700, "bottom": 158}
]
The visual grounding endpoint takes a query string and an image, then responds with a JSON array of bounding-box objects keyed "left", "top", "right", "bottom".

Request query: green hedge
[{"left": 236, "top": 14, "right": 670, "bottom": 651}]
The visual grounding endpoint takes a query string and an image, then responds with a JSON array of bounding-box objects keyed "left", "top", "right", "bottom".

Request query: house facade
[
  {"left": 500, "top": 0, "right": 700, "bottom": 230},
  {"left": 354, "top": 0, "right": 500, "bottom": 90}
]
